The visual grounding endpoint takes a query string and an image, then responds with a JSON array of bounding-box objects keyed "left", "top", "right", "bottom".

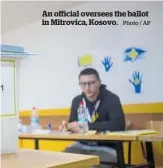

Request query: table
[
  {"left": 139, "top": 133, "right": 163, "bottom": 142},
  {"left": 19, "top": 132, "right": 138, "bottom": 141},
  {"left": 138, "top": 133, "right": 163, "bottom": 168},
  {"left": 1, "top": 149, "right": 100, "bottom": 168},
  {"left": 19, "top": 131, "right": 139, "bottom": 168}
]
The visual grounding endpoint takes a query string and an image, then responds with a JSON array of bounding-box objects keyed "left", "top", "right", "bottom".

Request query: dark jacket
[{"left": 68, "top": 84, "right": 125, "bottom": 148}]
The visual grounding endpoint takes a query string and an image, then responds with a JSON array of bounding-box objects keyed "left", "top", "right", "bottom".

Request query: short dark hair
[{"left": 79, "top": 68, "right": 100, "bottom": 80}]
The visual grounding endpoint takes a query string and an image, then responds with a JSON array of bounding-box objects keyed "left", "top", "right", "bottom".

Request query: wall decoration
[
  {"left": 78, "top": 54, "right": 93, "bottom": 67},
  {"left": 124, "top": 47, "right": 146, "bottom": 62},
  {"left": 102, "top": 56, "right": 113, "bottom": 72},
  {"left": 0, "top": 60, "right": 16, "bottom": 117},
  {"left": 129, "top": 71, "right": 143, "bottom": 94}
]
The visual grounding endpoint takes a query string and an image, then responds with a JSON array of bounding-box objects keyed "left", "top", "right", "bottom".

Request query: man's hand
[
  {"left": 58, "top": 120, "right": 67, "bottom": 132},
  {"left": 68, "top": 121, "right": 79, "bottom": 133},
  {"left": 58, "top": 121, "right": 79, "bottom": 133}
]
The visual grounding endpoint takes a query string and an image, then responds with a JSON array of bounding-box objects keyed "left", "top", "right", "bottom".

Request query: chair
[
  {"left": 146, "top": 120, "right": 163, "bottom": 148},
  {"left": 146, "top": 120, "right": 163, "bottom": 133},
  {"left": 141, "top": 120, "right": 163, "bottom": 160},
  {"left": 126, "top": 120, "right": 132, "bottom": 130}
]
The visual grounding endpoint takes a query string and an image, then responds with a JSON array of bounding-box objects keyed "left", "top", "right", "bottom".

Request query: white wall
[{"left": 3, "top": 1, "right": 163, "bottom": 111}]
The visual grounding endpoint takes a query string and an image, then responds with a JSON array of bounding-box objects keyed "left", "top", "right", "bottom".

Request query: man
[{"left": 59, "top": 68, "right": 125, "bottom": 168}]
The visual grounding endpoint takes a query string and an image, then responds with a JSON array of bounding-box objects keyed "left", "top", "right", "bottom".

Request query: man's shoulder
[
  {"left": 104, "top": 89, "right": 120, "bottom": 101},
  {"left": 103, "top": 89, "right": 123, "bottom": 109},
  {"left": 72, "top": 95, "right": 82, "bottom": 103}
]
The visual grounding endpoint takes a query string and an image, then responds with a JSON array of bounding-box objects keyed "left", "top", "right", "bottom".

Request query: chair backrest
[
  {"left": 125, "top": 120, "right": 132, "bottom": 130},
  {"left": 146, "top": 120, "right": 163, "bottom": 133}
]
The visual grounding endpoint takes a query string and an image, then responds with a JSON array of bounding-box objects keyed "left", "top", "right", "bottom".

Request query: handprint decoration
[
  {"left": 129, "top": 71, "right": 143, "bottom": 93},
  {"left": 124, "top": 47, "right": 146, "bottom": 62},
  {"left": 102, "top": 57, "right": 113, "bottom": 72}
]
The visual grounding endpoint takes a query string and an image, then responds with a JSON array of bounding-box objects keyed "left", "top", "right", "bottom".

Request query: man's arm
[
  {"left": 68, "top": 97, "right": 79, "bottom": 123},
  {"left": 88, "top": 95, "right": 125, "bottom": 132}
]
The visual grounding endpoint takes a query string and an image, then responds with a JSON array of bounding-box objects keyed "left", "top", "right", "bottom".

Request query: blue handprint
[
  {"left": 102, "top": 57, "right": 113, "bottom": 72},
  {"left": 129, "top": 71, "right": 142, "bottom": 93}
]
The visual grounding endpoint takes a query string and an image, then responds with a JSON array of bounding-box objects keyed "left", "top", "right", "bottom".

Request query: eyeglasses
[{"left": 79, "top": 81, "right": 96, "bottom": 88}]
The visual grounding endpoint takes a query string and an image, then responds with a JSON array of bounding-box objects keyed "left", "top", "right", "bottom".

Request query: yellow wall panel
[
  {"left": 153, "top": 142, "right": 163, "bottom": 167},
  {"left": 130, "top": 141, "right": 146, "bottom": 164},
  {"left": 19, "top": 102, "right": 163, "bottom": 116},
  {"left": 129, "top": 141, "right": 163, "bottom": 166},
  {"left": 39, "top": 140, "right": 75, "bottom": 152},
  {"left": 18, "top": 139, "right": 22, "bottom": 148},
  {"left": 123, "top": 142, "right": 129, "bottom": 164},
  {"left": 22, "top": 139, "right": 35, "bottom": 149}
]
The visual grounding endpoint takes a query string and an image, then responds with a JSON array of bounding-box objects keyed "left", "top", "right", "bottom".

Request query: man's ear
[
  {"left": 97, "top": 83, "right": 101, "bottom": 89},
  {"left": 99, "top": 80, "right": 101, "bottom": 86}
]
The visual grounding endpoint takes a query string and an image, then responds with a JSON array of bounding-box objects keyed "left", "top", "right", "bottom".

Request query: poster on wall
[
  {"left": 0, "top": 60, "right": 16, "bottom": 116},
  {"left": 78, "top": 54, "right": 93, "bottom": 67}
]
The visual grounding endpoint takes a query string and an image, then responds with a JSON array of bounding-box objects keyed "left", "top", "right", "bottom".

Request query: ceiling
[{"left": 1, "top": 1, "right": 86, "bottom": 34}]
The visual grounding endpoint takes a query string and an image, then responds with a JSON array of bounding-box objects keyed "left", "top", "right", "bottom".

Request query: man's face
[{"left": 79, "top": 74, "right": 101, "bottom": 98}]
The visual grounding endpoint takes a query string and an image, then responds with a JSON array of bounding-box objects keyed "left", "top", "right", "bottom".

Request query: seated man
[{"left": 59, "top": 68, "right": 125, "bottom": 168}]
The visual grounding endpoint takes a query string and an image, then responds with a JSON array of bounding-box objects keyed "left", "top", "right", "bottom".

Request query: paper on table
[
  {"left": 87, "top": 131, "right": 96, "bottom": 135},
  {"left": 30, "top": 129, "right": 71, "bottom": 135},
  {"left": 105, "top": 129, "right": 157, "bottom": 136},
  {"left": 51, "top": 130, "right": 71, "bottom": 135}
]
